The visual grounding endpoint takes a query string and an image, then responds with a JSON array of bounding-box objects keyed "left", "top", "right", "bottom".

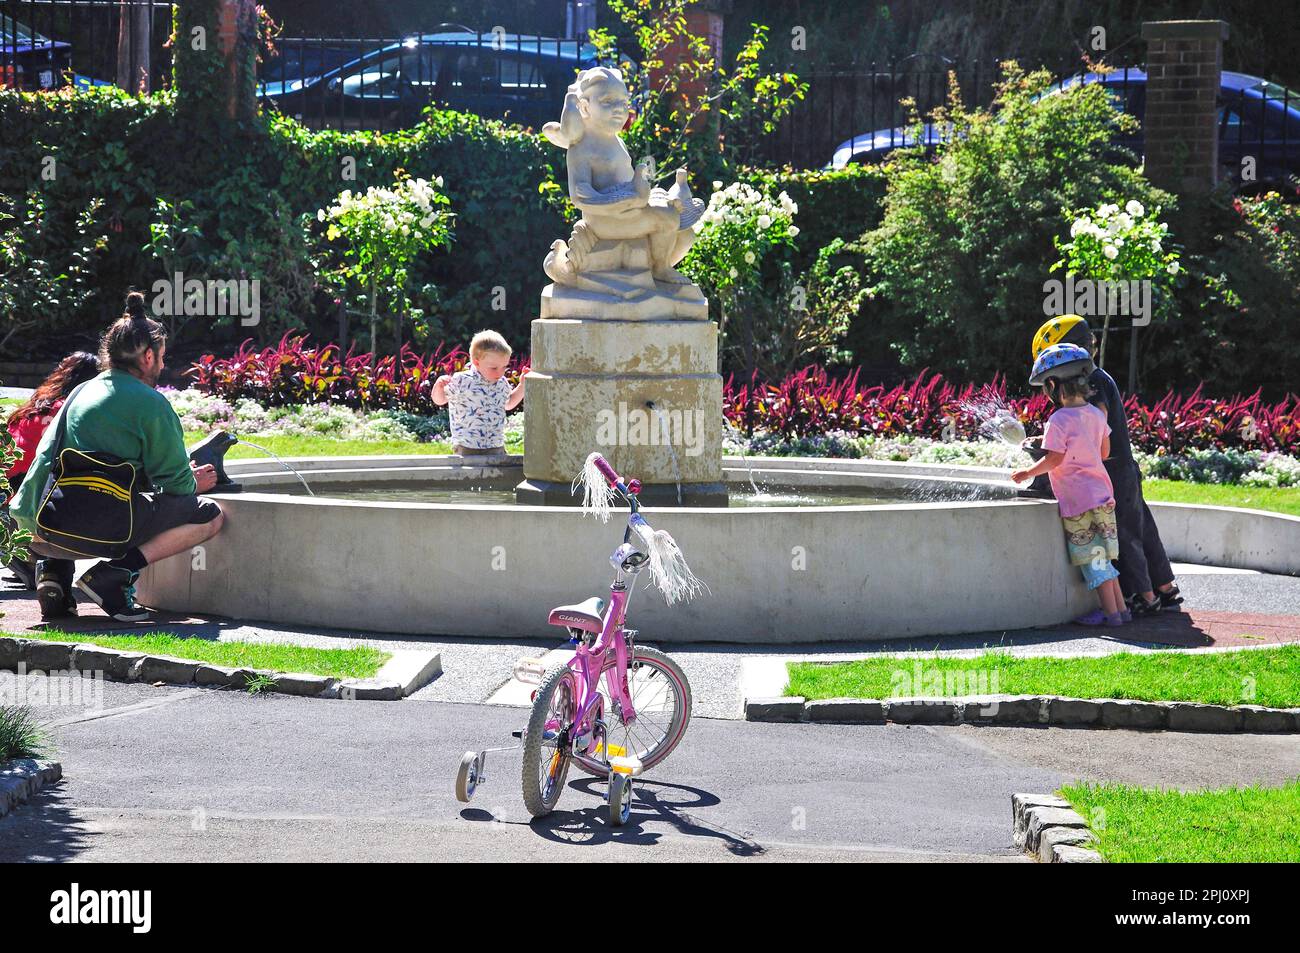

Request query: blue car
[
  {"left": 0, "top": 15, "right": 71, "bottom": 90},
  {"left": 258, "top": 27, "right": 602, "bottom": 131},
  {"left": 828, "top": 69, "right": 1300, "bottom": 187}
]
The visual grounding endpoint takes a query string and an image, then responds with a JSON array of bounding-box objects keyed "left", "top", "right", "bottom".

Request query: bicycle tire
[{"left": 520, "top": 664, "right": 577, "bottom": 818}]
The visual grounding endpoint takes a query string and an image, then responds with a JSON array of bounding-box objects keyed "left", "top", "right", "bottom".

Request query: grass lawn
[
  {"left": 181, "top": 431, "right": 524, "bottom": 460},
  {"left": 1142, "top": 478, "right": 1300, "bottom": 518},
  {"left": 1061, "top": 779, "right": 1300, "bottom": 862},
  {"left": 786, "top": 645, "right": 1300, "bottom": 708},
  {"left": 10, "top": 629, "right": 389, "bottom": 679}
]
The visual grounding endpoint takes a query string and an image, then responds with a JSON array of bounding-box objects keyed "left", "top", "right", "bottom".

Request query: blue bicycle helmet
[{"left": 1030, "top": 343, "right": 1095, "bottom": 386}]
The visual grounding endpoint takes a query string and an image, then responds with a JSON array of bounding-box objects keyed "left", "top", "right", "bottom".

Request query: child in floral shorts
[
  {"left": 432, "top": 330, "right": 527, "bottom": 455},
  {"left": 1013, "top": 360, "right": 1127, "bottom": 626}
]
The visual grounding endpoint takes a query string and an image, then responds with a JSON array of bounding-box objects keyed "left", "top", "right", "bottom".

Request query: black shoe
[
  {"left": 36, "top": 571, "right": 79, "bottom": 622},
  {"left": 1157, "top": 586, "right": 1184, "bottom": 610},
  {"left": 1128, "top": 594, "right": 1162, "bottom": 617},
  {"left": 75, "top": 564, "right": 150, "bottom": 623},
  {"left": 4, "top": 557, "right": 36, "bottom": 590}
]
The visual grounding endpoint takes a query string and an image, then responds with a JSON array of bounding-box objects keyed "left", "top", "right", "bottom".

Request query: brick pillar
[
  {"left": 1141, "top": 19, "right": 1229, "bottom": 193},
  {"left": 650, "top": 1, "right": 729, "bottom": 133}
]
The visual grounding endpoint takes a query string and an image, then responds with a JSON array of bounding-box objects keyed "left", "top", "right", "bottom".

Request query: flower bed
[{"left": 189, "top": 342, "right": 1298, "bottom": 463}]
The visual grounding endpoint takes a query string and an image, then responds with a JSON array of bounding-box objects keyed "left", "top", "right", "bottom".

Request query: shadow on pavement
[
  {"left": 510, "top": 777, "right": 765, "bottom": 856},
  {"left": 0, "top": 785, "right": 95, "bottom": 862}
]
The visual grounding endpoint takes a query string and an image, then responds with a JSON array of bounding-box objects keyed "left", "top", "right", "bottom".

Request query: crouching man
[{"left": 10, "top": 292, "right": 225, "bottom": 621}]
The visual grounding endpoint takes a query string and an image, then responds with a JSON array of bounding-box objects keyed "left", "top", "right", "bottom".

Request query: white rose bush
[
  {"left": 1052, "top": 199, "right": 1182, "bottom": 299},
  {"left": 315, "top": 170, "right": 454, "bottom": 357},
  {"left": 681, "top": 181, "right": 798, "bottom": 363}
]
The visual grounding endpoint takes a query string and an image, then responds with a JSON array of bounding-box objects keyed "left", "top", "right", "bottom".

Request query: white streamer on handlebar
[
  {"left": 628, "top": 513, "right": 708, "bottom": 605},
  {"left": 574, "top": 452, "right": 707, "bottom": 605},
  {"left": 573, "top": 452, "right": 618, "bottom": 522}
]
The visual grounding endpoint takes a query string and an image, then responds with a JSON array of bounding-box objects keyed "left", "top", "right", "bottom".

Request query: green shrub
[
  {"left": 740, "top": 164, "right": 888, "bottom": 274},
  {"left": 849, "top": 63, "right": 1173, "bottom": 381},
  {"left": 1140, "top": 190, "right": 1300, "bottom": 396},
  {"left": 0, "top": 87, "right": 569, "bottom": 356}
]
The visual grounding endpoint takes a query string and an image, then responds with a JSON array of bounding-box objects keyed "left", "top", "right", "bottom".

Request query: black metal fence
[
  {"left": 3, "top": 5, "right": 1296, "bottom": 186},
  {"left": 743, "top": 54, "right": 1144, "bottom": 170},
  {"left": 1, "top": 0, "right": 173, "bottom": 92}
]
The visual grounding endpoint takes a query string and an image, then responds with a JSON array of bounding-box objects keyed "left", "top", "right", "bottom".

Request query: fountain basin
[{"left": 137, "top": 454, "right": 1096, "bottom": 642}]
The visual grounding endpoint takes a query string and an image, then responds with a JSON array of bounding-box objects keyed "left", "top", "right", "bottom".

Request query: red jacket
[{"left": 5, "top": 400, "right": 61, "bottom": 480}]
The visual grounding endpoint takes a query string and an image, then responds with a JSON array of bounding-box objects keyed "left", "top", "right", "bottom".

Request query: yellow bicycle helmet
[{"left": 1031, "top": 314, "right": 1093, "bottom": 361}]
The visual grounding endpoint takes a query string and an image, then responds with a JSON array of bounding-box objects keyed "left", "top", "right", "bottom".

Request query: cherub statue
[{"left": 543, "top": 66, "right": 705, "bottom": 294}]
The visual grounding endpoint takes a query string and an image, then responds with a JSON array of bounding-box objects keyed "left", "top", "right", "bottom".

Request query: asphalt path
[{"left": 3, "top": 677, "right": 1297, "bottom": 862}]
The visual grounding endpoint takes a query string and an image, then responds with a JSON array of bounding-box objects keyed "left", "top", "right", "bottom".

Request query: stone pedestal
[{"left": 518, "top": 276, "right": 726, "bottom": 507}]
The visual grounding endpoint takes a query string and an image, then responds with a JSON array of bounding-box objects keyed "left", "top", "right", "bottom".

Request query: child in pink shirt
[{"left": 1012, "top": 370, "right": 1126, "bottom": 626}]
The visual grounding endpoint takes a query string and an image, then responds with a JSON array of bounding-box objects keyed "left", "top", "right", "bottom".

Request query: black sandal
[
  {"left": 1128, "top": 594, "right": 1162, "bottom": 617},
  {"left": 1157, "top": 585, "right": 1184, "bottom": 610}
]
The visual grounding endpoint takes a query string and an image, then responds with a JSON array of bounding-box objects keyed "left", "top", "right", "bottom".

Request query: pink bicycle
[{"left": 455, "top": 453, "right": 702, "bottom": 826}]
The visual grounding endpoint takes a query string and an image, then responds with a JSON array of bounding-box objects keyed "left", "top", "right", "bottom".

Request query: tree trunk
[
  {"left": 116, "top": 2, "right": 152, "bottom": 93},
  {"left": 369, "top": 276, "right": 378, "bottom": 364}
]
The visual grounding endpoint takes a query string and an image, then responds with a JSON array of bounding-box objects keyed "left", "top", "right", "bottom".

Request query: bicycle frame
[{"left": 565, "top": 553, "right": 639, "bottom": 776}]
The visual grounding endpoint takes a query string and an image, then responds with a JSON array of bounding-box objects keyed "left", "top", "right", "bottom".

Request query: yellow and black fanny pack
[{"left": 34, "top": 383, "right": 146, "bottom": 558}]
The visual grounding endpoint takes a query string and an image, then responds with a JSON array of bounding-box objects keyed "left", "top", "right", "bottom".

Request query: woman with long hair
[{"left": 3, "top": 351, "right": 102, "bottom": 610}]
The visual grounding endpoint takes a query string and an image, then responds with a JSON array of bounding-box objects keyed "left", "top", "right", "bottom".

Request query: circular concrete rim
[{"left": 220, "top": 452, "right": 1027, "bottom": 511}]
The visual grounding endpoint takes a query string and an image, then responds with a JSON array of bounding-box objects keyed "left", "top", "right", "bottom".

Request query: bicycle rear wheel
[
  {"left": 578, "top": 645, "right": 692, "bottom": 777},
  {"left": 521, "top": 664, "right": 577, "bottom": 818}
]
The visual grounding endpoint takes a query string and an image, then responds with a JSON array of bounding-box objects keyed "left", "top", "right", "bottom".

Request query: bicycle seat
[{"left": 548, "top": 596, "right": 607, "bottom": 633}]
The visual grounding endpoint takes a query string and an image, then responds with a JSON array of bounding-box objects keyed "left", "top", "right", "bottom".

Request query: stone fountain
[{"left": 514, "top": 66, "right": 726, "bottom": 506}]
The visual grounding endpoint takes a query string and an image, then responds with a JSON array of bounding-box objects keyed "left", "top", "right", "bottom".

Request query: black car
[
  {"left": 258, "top": 28, "right": 602, "bottom": 131},
  {"left": 0, "top": 15, "right": 71, "bottom": 90}
]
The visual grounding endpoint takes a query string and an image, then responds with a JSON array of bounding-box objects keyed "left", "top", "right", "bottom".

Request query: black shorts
[{"left": 128, "top": 493, "right": 222, "bottom": 548}]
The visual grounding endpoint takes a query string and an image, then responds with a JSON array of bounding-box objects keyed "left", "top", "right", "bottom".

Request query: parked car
[
  {"left": 827, "top": 69, "right": 1300, "bottom": 187},
  {"left": 258, "top": 27, "right": 602, "bottom": 130},
  {"left": 0, "top": 15, "right": 71, "bottom": 90}
]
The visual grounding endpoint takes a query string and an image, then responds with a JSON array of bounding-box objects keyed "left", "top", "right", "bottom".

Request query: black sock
[{"left": 109, "top": 548, "right": 148, "bottom": 573}]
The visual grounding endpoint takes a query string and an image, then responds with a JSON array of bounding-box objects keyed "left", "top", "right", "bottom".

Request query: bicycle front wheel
[
  {"left": 579, "top": 645, "right": 692, "bottom": 777},
  {"left": 521, "top": 664, "right": 577, "bottom": 818}
]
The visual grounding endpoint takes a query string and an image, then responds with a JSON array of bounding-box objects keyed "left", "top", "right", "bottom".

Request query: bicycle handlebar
[{"left": 591, "top": 454, "right": 621, "bottom": 487}]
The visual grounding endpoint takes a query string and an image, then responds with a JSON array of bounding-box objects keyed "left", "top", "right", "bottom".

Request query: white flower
[
  {"left": 317, "top": 209, "right": 326, "bottom": 222},
  {"left": 728, "top": 266, "right": 739, "bottom": 279},
  {"left": 1103, "top": 245, "right": 1118, "bottom": 260},
  {"left": 1167, "top": 261, "right": 1180, "bottom": 274},
  {"left": 421, "top": 216, "right": 434, "bottom": 228},
  {"left": 1098, "top": 203, "right": 1119, "bottom": 218},
  {"left": 757, "top": 215, "right": 772, "bottom": 229},
  {"left": 788, "top": 225, "right": 800, "bottom": 237},
  {"left": 1070, "top": 217, "right": 1087, "bottom": 238},
  {"left": 1114, "top": 238, "right": 1124, "bottom": 247},
  {"left": 744, "top": 250, "right": 756, "bottom": 265},
  {"left": 1125, "top": 200, "right": 1144, "bottom": 217},
  {"left": 1151, "top": 239, "right": 1162, "bottom": 252},
  {"left": 1115, "top": 212, "right": 1133, "bottom": 231},
  {"left": 712, "top": 180, "right": 722, "bottom": 190}
]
